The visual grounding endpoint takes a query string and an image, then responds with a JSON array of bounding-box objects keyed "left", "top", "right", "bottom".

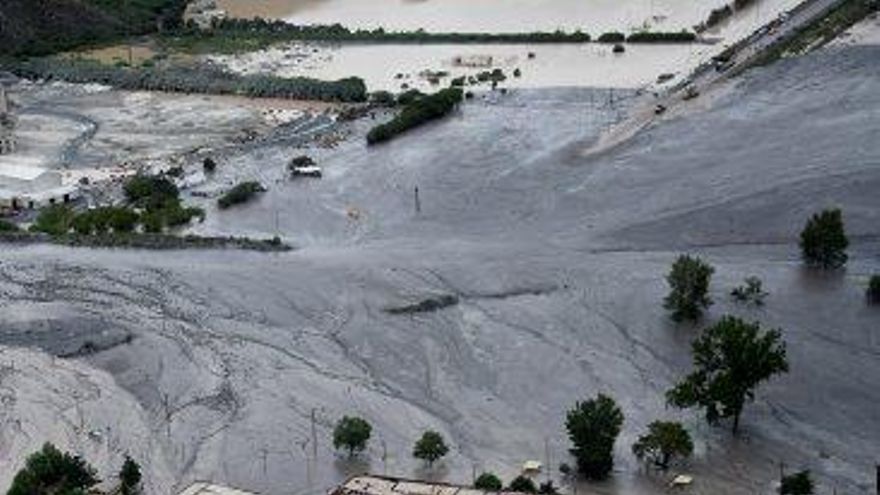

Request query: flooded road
[{"left": 0, "top": 45, "right": 878, "bottom": 495}]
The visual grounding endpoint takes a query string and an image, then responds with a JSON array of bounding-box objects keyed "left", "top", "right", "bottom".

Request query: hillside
[{"left": 0, "top": 0, "right": 187, "bottom": 57}]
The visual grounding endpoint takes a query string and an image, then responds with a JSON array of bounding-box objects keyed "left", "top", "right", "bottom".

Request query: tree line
[{"left": 367, "top": 88, "right": 463, "bottom": 145}]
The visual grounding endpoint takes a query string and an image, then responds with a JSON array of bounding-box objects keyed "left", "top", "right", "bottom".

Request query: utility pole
[{"left": 414, "top": 186, "right": 421, "bottom": 215}]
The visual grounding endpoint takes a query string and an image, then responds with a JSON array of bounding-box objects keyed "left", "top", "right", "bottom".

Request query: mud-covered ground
[{"left": 0, "top": 45, "right": 878, "bottom": 495}]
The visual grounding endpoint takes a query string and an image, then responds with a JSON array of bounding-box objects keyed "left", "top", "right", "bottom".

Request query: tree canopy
[
  {"left": 800, "top": 208, "right": 848, "bottom": 269},
  {"left": 332, "top": 416, "right": 372, "bottom": 457},
  {"left": 7, "top": 443, "right": 99, "bottom": 495},
  {"left": 120, "top": 455, "right": 142, "bottom": 495},
  {"left": 507, "top": 476, "right": 537, "bottom": 493},
  {"left": 664, "top": 255, "right": 714, "bottom": 322},
  {"left": 631, "top": 421, "right": 693, "bottom": 470},
  {"left": 474, "top": 472, "right": 503, "bottom": 491},
  {"left": 780, "top": 470, "right": 814, "bottom": 495},
  {"left": 564, "top": 393, "right": 624, "bottom": 480},
  {"left": 412, "top": 430, "right": 449, "bottom": 466},
  {"left": 667, "top": 316, "right": 789, "bottom": 434}
]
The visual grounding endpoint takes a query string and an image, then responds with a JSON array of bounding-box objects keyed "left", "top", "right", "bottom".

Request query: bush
[
  {"left": 203, "top": 157, "right": 217, "bottom": 173},
  {"left": 120, "top": 456, "right": 142, "bottom": 495},
  {"left": 474, "top": 472, "right": 503, "bottom": 491},
  {"left": 507, "top": 476, "right": 537, "bottom": 493},
  {"left": 124, "top": 174, "right": 179, "bottom": 210},
  {"left": 367, "top": 88, "right": 463, "bottom": 145},
  {"left": 627, "top": 31, "right": 697, "bottom": 43},
  {"left": 30, "top": 205, "right": 76, "bottom": 236},
  {"left": 867, "top": 275, "right": 880, "bottom": 304},
  {"left": 0, "top": 219, "right": 20, "bottom": 232},
  {"left": 664, "top": 255, "right": 714, "bottom": 322},
  {"left": 800, "top": 208, "right": 848, "bottom": 268},
  {"left": 333, "top": 416, "right": 372, "bottom": 457},
  {"left": 370, "top": 90, "right": 397, "bottom": 106},
  {"left": 397, "top": 89, "right": 425, "bottom": 105},
  {"left": 780, "top": 470, "right": 814, "bottom": 495},
  {"left": 731, "top": 276, "right": 767, "bottom": 305},
  {"left": 565, "top": 393, "right": 624, "bottom": 480},
  {"left": 218, "top": 181, "right": 266, "bottom": 209},
  {"left": 7, "top": 443, "right": 99, "bottom": 495},
  {"left": 412, "top": 430, "right": 449, "bottom": 466},
  {"left": 598, "top": 32, "right": 626, "bottom": 43}
]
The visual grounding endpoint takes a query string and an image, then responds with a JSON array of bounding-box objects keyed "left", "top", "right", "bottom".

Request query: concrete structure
[
  {"left": 178, "top": 482, "right": 258, "bottom": 495},
  {"left": 332, "top": 475, "right": 529, "bottom": 495},
  {"left": 0, "top": 86, "right": 16, "bottom": 155},
  {"left": 0, "top": 163, "right": 78, "bottom": 210}
]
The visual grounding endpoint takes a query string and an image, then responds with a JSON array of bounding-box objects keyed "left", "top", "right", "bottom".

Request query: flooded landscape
[{"left": 0, "top": 1, "right": 879, "bottom": 495}]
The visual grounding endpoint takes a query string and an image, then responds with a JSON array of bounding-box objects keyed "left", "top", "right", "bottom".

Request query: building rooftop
[
  {"left": 333, "top": 475, "right": 525, "bottom": 495},
  {"left": 178, "top": 482, "right": 259, "bottom": 495}
]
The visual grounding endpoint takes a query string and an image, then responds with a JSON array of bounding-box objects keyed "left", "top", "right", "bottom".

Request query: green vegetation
[
  {"left": 7, "top": 443, "right": 99, "bottom": 495},
  {"left": 780, "top": 470, "right": 814, "bottom": 495},
  {"left": 9, "top": 57, "right": 367, "bottom": 103},
  {"left": 0, "top": 219, "right": 20, "bottom": 232},
  {"left": 631, "top": 421, "right": 693, "bottom": 470},
  {"left": 868, "top": 275, "right": 880, "bottom": 304},
  {"left": 218, "top": 181, "right": 266, "bottom": 209},
  {"left": 474, "top": 472, "right": 503, "bottom": 491},
  {"left": 507, "top": 476, "right": 537, "bottom": 493},
  {"left": 30, "top": 204, "right": 77, "bottom": 236},
  {"left": 627, "top": 31, "right": 697, "bottom": 43},
  {"left": 333, "top": 416, "right": 373, "bottom": 457},
  {"left": 413, "top": 430, "right": 449, "bottom": 467},
  {"left": 800, "top": 208, "right": 849, "bottom": 269},
  {"left": 203, "top": 157, "right": 217, "bottom": 173},
  {"left": 758, "top": 0, "right": 879, "bottom": 64},
  {"left": 565, "top": 393, "right": 624, "bottom": 480},
  {"left": 667, "top": 316, "right": 789, "bottom": 434},
  {"left": 731, "top": 276, "right": 768, "bottom": 306},
  {"left": 664, "top": 255, "right": 714, "bottom": 322},
  {"left": 597, "top": 32, "right": 626, "bottom": 43},
  {"left": 120, "top": 456, "right": 142, "bottom": 495},
  {"left": 164, "top": 19, "right": 591, "bottom": 54},
  {"left": 367, "top": 88, "right": 463, "bottom": 145}
]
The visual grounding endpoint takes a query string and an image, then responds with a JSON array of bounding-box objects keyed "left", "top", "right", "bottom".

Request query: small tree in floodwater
[
  {"left": 507, "top": 476, "right": 537, "bottom": 493},
  {"left": 474, "top": 472, "right": 503, "bottom": 491},
  {"left": 800, "top": 208, "right": 848, "bottom": 269},
  {"left": 333, "top": 416, "right": 372, "bottom": 457},
  {"left": 780, "top": 470, "right": 814, "bottom": 495},
  {"left": 413, "top": 430, "right": 449, "bottom": 467},
  {"left": 866, "top": 275, "right": 880, "bottom": 304},
  {"left": 632, "top": 421, "right": 693, "bottom": 470},
  {"left": 667, "top": 316, "right": 789, "bottom": 434},
  {"left": 565, "top": 393, "right": 624, "bottom": 480},
  {"left": 664, "top": 255, "right": 714, "bottom": 322}
]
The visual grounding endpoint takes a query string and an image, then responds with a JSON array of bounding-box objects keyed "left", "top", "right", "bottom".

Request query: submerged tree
[
  {"left": 120, "top": 455, "right": 142, "bottom": 495},
  {"left": 631, "top": 421, "right": 693, "bottom": 470},
  {"left": 664, "top": 255, "right": 714, "bottom": 322},
  {"left": 565, "top": 393, "right": 624, "bottom": 480},
  {"left": 800, "top": 208, "right": 848, "bottom": 269},
  {"left": 507, "top": 476, "right": 537, "bottom": 493},
  {"left": 333, "top": 416, "right": 372, "bottom": 457},
  {"left": 667, "top": 316, "right": 789, "bottom": 434},
  {"left": 474, "top": 472, "right": 503, "bottom": 491},
  {"left": 413, "top": 430, "right": 449, "bottom": 467},
  {"left": 780, "top": 470, "right": 814, "bottom": 495},
  {"left": 8, "top": 443, "right": 99, "bottom": 495}
]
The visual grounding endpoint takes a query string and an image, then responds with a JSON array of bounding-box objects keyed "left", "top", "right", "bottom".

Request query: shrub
[
  {"left": 31, "top": 205, "right": 76, "bottom": 236},
  {"left": 412, "top": 430, "right": 449, "bottom": 466},
  {"left": 397, "top": 89, "right": 425, "bottom": 105},
  {"left": 333, "top": 416, "right": 372, "bottom": 457},
  {"left": 800, "top": 208, "right": 848, "bottom": 268},
  {"left": 370, "top": 90, "right": 396, "bottom": 106},
  {"left": 507, "top": 476, "right": 537, "bottom": 493},
  {"left": 565, "top": 393, "right": 624, "bottom": 480},
  {"left": 731, "top": 276, "right": 768, "bottom": 305},
  {"left": 203, "top": 157, "right": 217, "bottom": 173},
  {"left": 367, "top": 88, "right": 463, "bottom": 145},
  {"left": 0, "top": 220, "right": 19, "bottom": 232},
  {"left": 218, "top": 181, "right": 266, "bottom": 209},
  {"left": 867, "top": 275, "right": 880, "bottom": 304},
  {"left": 664, "top": 255, "right": 714, "bottom": 322},
  {"left": 474, "top": 472, "right": 502, "bottom": 491},
  {"left": 124, "top": 174, "right": 179, "bottom": 210}
]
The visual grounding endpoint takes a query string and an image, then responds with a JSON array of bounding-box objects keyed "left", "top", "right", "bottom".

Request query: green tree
[
  {"left": 332, "top": 416, "right": 372, "bottom": 457},
  {"left": 474, "top": 472, "right": 503, "bottom": 491},
  {"left": 780, "top": 470, "right": 813, "bottom": 495},
  {"left": 667, "top": 316, "right": 789, "bottom": 434},
  {"left": 7, "top": 443, "right": 99, "bottom": 495},
  {"left": 507, "top": 476, "right": 536, "bottom": 493},
  {"left": 412, "top": 430, "right": 449, "bottom": 467},
  {"left": 664, "top": 255, "right": 714, "bottom": 322},
  {"left": 564, "top": 393, "right": 624, "bottom": 480},
  {"left": 631, "top": 421, "right": 693, "bottom": 470},
  {"left": 866, "top": 275, "right": 880, "bottom": 304},
  {"left": 119, "top": 455, "right": 142, "bottom": 495},
  {"left": 800, "top": 208, "right": 848, "bottom": 269}
]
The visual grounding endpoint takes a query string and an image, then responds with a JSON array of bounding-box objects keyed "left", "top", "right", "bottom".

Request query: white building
[
  {"left": 178, "top": 482, "right": 258, "bottom": 495},
  {"left": 0, "top": 163, "right": 78, "bottom": 210}
]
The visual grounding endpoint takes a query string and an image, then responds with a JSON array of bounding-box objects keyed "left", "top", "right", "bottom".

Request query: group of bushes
[
  {"left": 8, "top": 443, "right": 141, "bottom": 495},
  {"left": 8, "top": 57, "right": 368, "bottom": 103},
  {"left": 367, "top": 88, "right": 463, "bottom": 145},
  {"left": 597, "top": 30, "right": 697, "bottom": 43},
  {"left": 217, "top": 181, "right": 266, "bottom": 209}
]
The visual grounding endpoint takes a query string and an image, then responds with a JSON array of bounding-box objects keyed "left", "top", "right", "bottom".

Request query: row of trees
[
  {"left": 333, "top": 416, "right": 449, "bottom": 466},
  {"left": 8, "top": 443, "right": 141, "bottom": 495},
  {"left": 367, "top": 88, "right": 464, "bottom": 145},
  {"left": 9, "top": 58, "right": 368, "bottom": 103}
]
